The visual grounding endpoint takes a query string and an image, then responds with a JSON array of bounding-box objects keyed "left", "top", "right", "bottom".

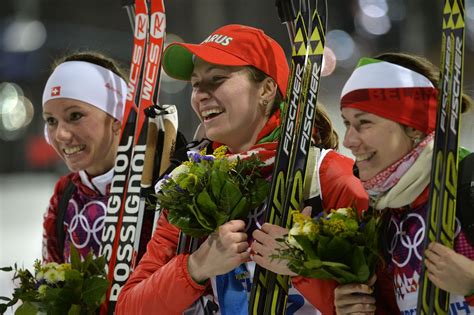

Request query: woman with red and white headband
[
  {"left": 116, "top": 24, "right": 369, "bottom": 314},
  {"left": 334, "top": 53, "right": 474, "bottom": 314},
  {"left": 41, "top": 51, "right": 127, "bottom": 263}
]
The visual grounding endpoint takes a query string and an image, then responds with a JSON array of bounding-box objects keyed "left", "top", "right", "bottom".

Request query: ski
[
  {"left": 100, "top": 0, "right": 167, "bottom": 313},
  {"left": 249, "top": 0, "right": 327, "bottom": 314},
  {"left": 417, "top": 0, "right": 465, "bottom": 314}
]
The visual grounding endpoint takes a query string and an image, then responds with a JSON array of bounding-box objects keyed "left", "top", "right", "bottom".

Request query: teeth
[
  {"left": 356, "top": 152, "right": 375, "bottom": 162},
  {"left": 201, "top": 108, "right": 223, "bottom": 118},
  {"left": 64, "top": 145, "right": 85, "bottom": 155}
]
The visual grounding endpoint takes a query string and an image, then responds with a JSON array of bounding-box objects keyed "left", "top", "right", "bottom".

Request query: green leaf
[
  {"left": 351, "top": 246, "right": 370, "bottom": 283},
  {"left": 325, "top": 265, "right": 358, "bottom": 284},
  {"left": 15, "top": 301, "right": 38, "bottom": 315},
  {"left": 82, "top": 276, "right": 109, "bottom": 307},
  {"left": 293, "top": 235, "right": 318, "bottom": 260},
  {"left": 70, "top": 244, "right": 81, "bottom": 271},
  {"left": 196, "top": 190, "right": 218, "bottom": 215},
  {"left": 219, "top": 181, "right": 242, "bottom": 214},
  {"left": 210, "top": 169, "right": 226, "bottom": 200},
  {"left": 325, "top": 236, "right": 351, "bottom": 264},
  {"left": 67, "top": 304, "right": 81, "bottom": 315},
  {"left": 189, "top": 202, "right": 215, "bottom": 231},
  {"left": 229, "top": 197, "right": 249, "bottom": 220},
  {"left": 0, "top": 267, "right": 13, "bottom": 272},
  {"left": 65, "top": 269, "right": 82, "bottom": 283}
]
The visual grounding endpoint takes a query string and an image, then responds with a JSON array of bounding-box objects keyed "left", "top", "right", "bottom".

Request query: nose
[
  {"left": 191, "top": 86, "right": 212, "bottom": 113},
  {"left": 342, "top": 125, "right": 361, "bottom": 151},
  {"left": 54, "top": 122, "right": 73, "bottom": 142}
]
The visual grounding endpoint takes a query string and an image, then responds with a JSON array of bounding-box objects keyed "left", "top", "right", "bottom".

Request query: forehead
[
  {"left": 191, "top": 58, "right": 244, "bottom": 77},
  {"left": 43, "top": 98, "right": 97, "bottom": 115}
]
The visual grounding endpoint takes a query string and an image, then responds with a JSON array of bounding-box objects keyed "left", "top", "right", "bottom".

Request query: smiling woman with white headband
[
  {"left": 333, "top": 53, "right": 474, "bottom": 315},
  {"left": 41, "top": 51, "right": 127, "bottom": 263}
]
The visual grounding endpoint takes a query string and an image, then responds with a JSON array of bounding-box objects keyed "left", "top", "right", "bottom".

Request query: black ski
[
  {"left": 417, "top": 0, "right": 465, "bottom": 314},
  {"left": 249, "top": 0, "right": 327, "bottom": 314}
]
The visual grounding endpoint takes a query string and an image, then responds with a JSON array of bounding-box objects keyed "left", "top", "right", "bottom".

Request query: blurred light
[
  {"left": 356, "top": 12, "right": 392, "bottom": 36},
  {"left": 321, "top": 47, "right": 336, "bottom": 77},
  {"left": 3, "top": 19, "right": 47, "bottom": 52},
  {"left": 388, "top": 1, "right": 407, "bottom": 21},
  {"left": 358, "top": 0, "right": 388, "bottom": 18},
  {"left": 467, "top": 1, "right": 474, "bottom": 24},
  {"left": 326, "top": 30, "right": 355, "bottom": 61},
  {"left": 161, "top": 33, "right": 188, "bottom": 94},
  {"left": 0, "top": 83, "right": 34, "bottom": 141}
]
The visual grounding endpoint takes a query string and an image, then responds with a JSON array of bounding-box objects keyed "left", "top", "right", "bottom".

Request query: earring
[
  {"left": 413, "top": 137, "right": 421, "bottom": 146},
  {"left": 262, "top": 100, "right": 269, "bottom": 107}
]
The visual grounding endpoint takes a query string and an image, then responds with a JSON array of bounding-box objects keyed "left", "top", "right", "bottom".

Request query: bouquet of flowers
[
  {"left": 0, "top": 246, "right": 108, "bottom": 315},
  {"left": 275, "top": 208, "right": 380, "bottom": 284},
  {"left": 155, "top": 146, "right": 271, "bottom": 237}
]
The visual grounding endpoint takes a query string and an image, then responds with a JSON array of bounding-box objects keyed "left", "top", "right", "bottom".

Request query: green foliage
[
  {"left": 0, "top": 246, "right": 108, "bottom": 315},
  {"left": 275, "top": 208, "right": 381, "bottom": 284},
  {"left": 155, "top": 147, "right": 271, "bottom": 237}
]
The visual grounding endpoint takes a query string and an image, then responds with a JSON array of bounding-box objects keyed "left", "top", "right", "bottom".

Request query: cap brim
[{"left": 162, "top": 43, "right": 249, "bottom": 81}]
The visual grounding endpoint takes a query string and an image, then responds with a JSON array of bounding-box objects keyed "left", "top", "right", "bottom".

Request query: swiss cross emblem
[{"left": 51, "top": 86, "right": 61, "bottom": 97}]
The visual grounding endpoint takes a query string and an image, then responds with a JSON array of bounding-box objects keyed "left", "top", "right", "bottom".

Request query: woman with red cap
[
  {"left": 41, "top": 51, "right": 128, "bottom": 263},
  {"left": 116, "top": 24, "right": 368, "bottom": 314},
  {"left": 334, "top": 53, "right": 474, "bottom": 314}
]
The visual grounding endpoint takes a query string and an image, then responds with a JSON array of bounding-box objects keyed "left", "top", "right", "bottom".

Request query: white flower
[
  {"left": 43, "top": 269, "right": 61, "bottom": 284},
  {"left": 327, "top": 207, "right": 351, "bottom": 219},
  {"left": 170, "top": 164, "right": 190, "bottom": 180},
  {"left": 288, "top": 222, "right": 304, "bottom": 250},
  {"left": 38, "top": 284, "right": 48, "bottom": 295},
  {"left": 35, "top": 271, "right": 44, "bottom": 281},
  {"left": 154, "top": 164, "right": 190, "bottom": 193}
]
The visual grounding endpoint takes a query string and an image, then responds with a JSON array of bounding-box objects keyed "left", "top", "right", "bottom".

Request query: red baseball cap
[{"left": 162, "top": 24, "right": 289, "bottom": 96}]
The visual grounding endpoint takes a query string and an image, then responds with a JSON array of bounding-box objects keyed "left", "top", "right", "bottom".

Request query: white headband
[
  {"left": 42, "top": 61, "right": 127, "bottom": 121},
  {"left": 341, "top": 58, "right": 434, "bottom": 100}
]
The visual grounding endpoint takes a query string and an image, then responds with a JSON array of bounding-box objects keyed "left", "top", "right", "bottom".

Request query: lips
[
  {"left": 355, "top": 152, "right": 375, "bottom": 162},
  {"left": 63, "top": 145, "right": 85, "bottom": 156},
  {"left": 201, "top": 108, "right": 224, "bottom": 121}
]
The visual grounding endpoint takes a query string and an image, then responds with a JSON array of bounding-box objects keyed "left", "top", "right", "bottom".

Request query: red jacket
[{"left": 116, "top": 150, "right": 374, "bottom": 314}]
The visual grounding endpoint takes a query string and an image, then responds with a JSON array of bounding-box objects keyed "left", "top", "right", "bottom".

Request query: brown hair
[
  {"left": 246, "top": 66, "right": 338, "bottom": 150},
  {"left": 52, "top": 51, "right": 129, "bottom": 82},
  {"left": 374, "top": 52, "right": 473, "bottom": 113}
]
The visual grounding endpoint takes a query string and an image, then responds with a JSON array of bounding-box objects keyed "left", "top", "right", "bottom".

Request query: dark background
[{"left": 0, "top": 0, "right": 473, "bottom": 176}]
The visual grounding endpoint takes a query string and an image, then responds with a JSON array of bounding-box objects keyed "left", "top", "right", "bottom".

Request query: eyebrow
[
  {"left": 341, "top": 112, "right": 372, "bottom": 120},
  {"left": 43, "top": 104, "right": 83, "bottom": 116},
  {"left": 190, "top": 65, "right": 232, "bottom": 79}
]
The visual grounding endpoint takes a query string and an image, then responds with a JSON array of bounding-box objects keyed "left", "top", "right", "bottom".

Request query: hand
[
  {"left": 188, "top": 220, "right": 249, "bottom": 283},
  {"left": 250, "top": 206, "right": 312, "bottom": 276},
  {"left": 424, "top": 241, "right": 474, "bottom": 296},
  {"left": 251, "top": 223, "right": 296, "bottom": 276},
  {"left": 334, "top": 275, "right": 376, "bottom": 314}
]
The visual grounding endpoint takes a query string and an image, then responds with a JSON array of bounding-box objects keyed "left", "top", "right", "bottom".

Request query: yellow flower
[
  {"left": 213, "top": 145, "right": 228, "bottom": 159},
  {"left": 288, "top": 211, "right": 319, "bottom": 248},
  {"left": 183, "top": 160, "right": 193, "bottom": 167},
  {"left": 323, "top": 218, "right": 347, "bottom": 235}
]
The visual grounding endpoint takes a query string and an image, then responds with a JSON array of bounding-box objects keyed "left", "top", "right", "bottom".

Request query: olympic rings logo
[
  {"left": 387, "top": 213, "right": 425, "bottom": 268},
  {"left": 65, "top": 199, "right": 106, "bottom": 249}
]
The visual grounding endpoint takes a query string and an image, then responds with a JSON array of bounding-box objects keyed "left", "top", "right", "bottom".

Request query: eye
[
  {"left": 211, "top": 75, "right": 227, "bottom": 85},
  {"left": 191, "top": 80, "right": 200, "bottom": 88},
  {"left": 342, "top": 120, "right": 350, "bottom": 128},
  {"left": 44, "top": 117, "right": 57, "bottom": 126},
  {"left": 70, "top": 112, "right": 84, "bottom": 121}
]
